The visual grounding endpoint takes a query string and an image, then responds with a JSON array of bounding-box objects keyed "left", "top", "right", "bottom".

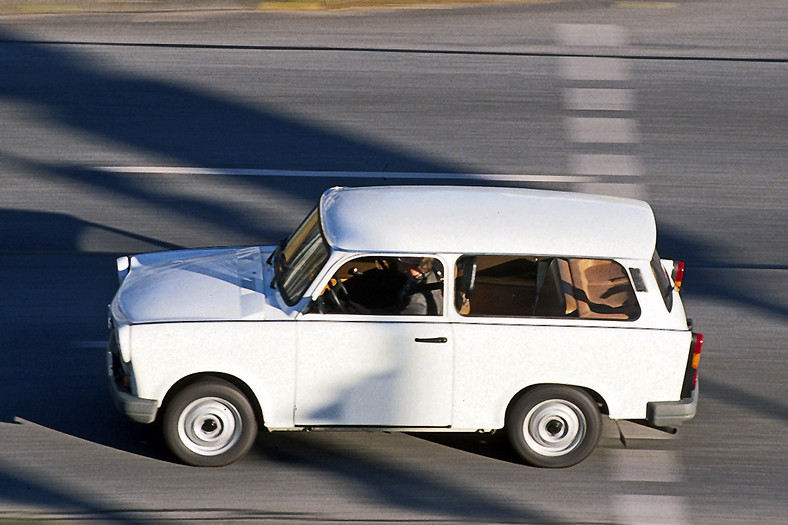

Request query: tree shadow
[{"left": 0, "top": 20, "right": 786, "bottom": 523}]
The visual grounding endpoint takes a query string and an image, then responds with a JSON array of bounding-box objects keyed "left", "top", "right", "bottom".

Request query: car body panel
[
  {"left": 107, "top": 185, "right": 698, "bottom": 452},
  {"left": 320, "top": 186, "right": 656, "bottom": 260},
  {"left": 295, "top": 317, "right": 453, "bottom": 426}
]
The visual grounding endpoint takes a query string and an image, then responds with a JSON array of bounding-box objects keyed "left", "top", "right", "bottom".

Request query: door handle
[{"left": 415, "top": 337, "right": 448, "bottom": 344}]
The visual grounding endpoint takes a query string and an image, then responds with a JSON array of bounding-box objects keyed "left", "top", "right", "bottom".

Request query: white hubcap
[
  {"left": 523, "top": 399, "right": 586, "bottom": 457},
  {"left": 178, "top": 397, "right": 242, "bottom": 456}
]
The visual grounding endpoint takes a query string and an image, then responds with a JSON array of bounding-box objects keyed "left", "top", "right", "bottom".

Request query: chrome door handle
[{"left": 415, "top": 337, "right": 448, "bottom": 344}]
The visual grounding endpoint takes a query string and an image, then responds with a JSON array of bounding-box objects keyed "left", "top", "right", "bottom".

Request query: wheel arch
[
  {"left": 160, "top": 372, "right": 265, "bottom": 427},
  {"left": 504, "top": 383, "right": 609, "bottom": 425}
]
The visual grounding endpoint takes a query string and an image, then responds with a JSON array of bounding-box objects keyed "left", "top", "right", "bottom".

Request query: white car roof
[{"left": 319, "top": 185, "right": 657, "bottom": 260}]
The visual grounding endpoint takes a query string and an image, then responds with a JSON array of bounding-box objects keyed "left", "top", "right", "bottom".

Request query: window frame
[{"left": 308, "top": 253, "right": 448, "bottom": 318}]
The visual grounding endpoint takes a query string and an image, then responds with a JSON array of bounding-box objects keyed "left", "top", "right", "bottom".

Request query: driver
[{"left": 397, "top": 257, "right": 443, "bottom": 316}]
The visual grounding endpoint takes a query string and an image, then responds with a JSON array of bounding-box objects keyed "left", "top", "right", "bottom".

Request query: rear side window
[
  {"left": 455, "top": 255, "right": 640, "bottom": 320},
  {"left": 650, "top": 251, "right": 674, "bottom": 312}
]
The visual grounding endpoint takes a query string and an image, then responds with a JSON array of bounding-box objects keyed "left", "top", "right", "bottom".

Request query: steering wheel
[{"left": 326, "top": 280, "right": 349, "bottom": 313}]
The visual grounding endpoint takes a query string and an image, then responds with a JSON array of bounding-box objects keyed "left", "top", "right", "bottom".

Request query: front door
[
  {"left": 294, "top": 254, "right": 453, "bottom": 427},
  {"left": 295, "top": 319, "right": 453, "bottom": 427}
]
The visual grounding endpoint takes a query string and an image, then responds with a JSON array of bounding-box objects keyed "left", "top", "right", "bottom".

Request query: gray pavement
[{"left": 0, "top": 1, "right": 786, "bottom": 522}]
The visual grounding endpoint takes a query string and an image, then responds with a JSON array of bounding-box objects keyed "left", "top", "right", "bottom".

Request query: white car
[{"left": 107, "top": 185, "right": 702, "bottom": 468}]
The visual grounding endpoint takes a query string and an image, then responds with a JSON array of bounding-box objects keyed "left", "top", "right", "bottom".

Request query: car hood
[{"left": 112, "top": 246, "right": 273, "bottom": 324}]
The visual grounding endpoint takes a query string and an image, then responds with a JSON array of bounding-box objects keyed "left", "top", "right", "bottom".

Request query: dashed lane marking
[
  {"left": 554, "top": 24, "right": 629, "bottom": 47},
  {"left": 614, "top": 495, "right": 689, "bottom": 525},
  {"left": 560, "top": 56, "right": 632, "bottom": 81},
  {"left": 611, "top": 449, "right": 683, "bottom": 483},
  {"left": 564, "top": 88, "right": 636, "bottom": 111},
  {"left": 569, "top": 154, "right": 644, "bottom": 177},
  {"left": 566, "top": 117, "right": 640, "bottom": 143}
]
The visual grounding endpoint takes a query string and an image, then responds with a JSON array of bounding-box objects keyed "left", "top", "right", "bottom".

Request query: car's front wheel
[
  {"left": 163, "top": 378, "right": 257, "bottom": 467},
  {"left": 506, "top": 385, "right": 601, "bottom": 468}
]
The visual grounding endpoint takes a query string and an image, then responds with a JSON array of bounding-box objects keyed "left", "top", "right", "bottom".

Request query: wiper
[
  {"left": 269, "top": 238, "right": 288, "bottom": 289},
  {"left": 266, "top": 237, "right": 287, "bottom": 265}
]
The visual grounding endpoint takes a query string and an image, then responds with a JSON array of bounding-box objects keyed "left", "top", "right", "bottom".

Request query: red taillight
[
  {"left": 691, "top": 333, "right": 703, "bottom": 388},
  {"left": 673, "top": 261, "right": 685, "bottom": 292}
]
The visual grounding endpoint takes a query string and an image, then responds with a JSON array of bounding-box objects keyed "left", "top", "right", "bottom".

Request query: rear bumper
[{"left": 646, "top": 384, "right": 698, "bottom": 428}]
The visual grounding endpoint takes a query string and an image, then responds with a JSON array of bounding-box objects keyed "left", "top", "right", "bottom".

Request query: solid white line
[{"left": 96, "top": 166, "right": 595, "bottom": 183}]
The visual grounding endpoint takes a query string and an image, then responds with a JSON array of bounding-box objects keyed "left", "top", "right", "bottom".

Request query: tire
[
  {"left": 506, "top": 385, "right": 601, "bottom": 468},
  {"left": 162, "top": 379, "right": 258, "bottom": 467}
]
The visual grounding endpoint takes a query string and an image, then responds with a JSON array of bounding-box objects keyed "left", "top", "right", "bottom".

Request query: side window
[
  {"left": 310, "top": 256, "right": 444, "bottom": 316},
  {"left": 455, "top": 255, "right": 640, "bottom": 320},
  {"left": 455, "top": 256, "right": 540, "bottom": 316}
]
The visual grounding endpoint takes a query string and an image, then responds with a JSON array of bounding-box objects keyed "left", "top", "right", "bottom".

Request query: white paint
[
  {"left": 555, "top": 24, "right": 629, "bottom": 47},
  {"left": 569, "top": 153, "right": 644, "bottom": 176},
  {"left": 574, "top": 182, "right": 647, "bottom": 201},
  {"left": 611, "top": 450, "right": 683, "bottom": 482},
  {"left": 564, "top": 88, "right": 636, "bottom": 111},
  {"left": 560, "top": 57, "right": 631, "bottom": 81},
  {"left": 319, "top": 186, "right": 657, "bottom": 259},
  {"left": 566, "top": 117, "right": 639, "bottom": 143},
  {"left": 614, "top": 495, "right": 689, "bottom": 525}
]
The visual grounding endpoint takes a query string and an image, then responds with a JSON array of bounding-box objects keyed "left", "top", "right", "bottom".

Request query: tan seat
[{"left": 569, "top": 259, "right": 638, "bottom": 320}]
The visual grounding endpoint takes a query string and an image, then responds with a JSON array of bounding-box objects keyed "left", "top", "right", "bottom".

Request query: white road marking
[
  {"left": 560, "top": 57, "right": 631, "bottom": 81},
  {"left": 564, "top": 88, "right": 636, "bottom": 111},
  {"left": 569, "top": 153, "right": 644, "bottom": 176},
  {"left": 614, "top": 495, "right": 689, "bottom": 525},
  {"left": 566, "top": 117, "right": 639, "bottom": 143},
  {"left": 96, "top": 166, "right": 595, "bottom": 183},
  {"left": 555, "top": 23, "right": 629, "bottom": 47},
  {"left": 611, "top": 450, "right": 683, "bottom": 482},
  {"left": 574, "top": 181, "right": 646, "bottom": 200}
]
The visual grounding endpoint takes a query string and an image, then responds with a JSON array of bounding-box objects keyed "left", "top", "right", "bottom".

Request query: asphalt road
[{"left": 0, "top": 0, "right": 786, "bottom": 523}]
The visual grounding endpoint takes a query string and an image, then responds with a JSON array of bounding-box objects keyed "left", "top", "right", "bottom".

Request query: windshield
[{"left": 275, "top": 207, "right": 330, "bottom": 306}]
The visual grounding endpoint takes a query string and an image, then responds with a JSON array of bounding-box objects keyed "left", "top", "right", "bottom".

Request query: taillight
[
  {"left": 690, "top": 333, "right": 703, "bottom": 388},
  {"left": 681, "top": 332, "right": 703, "bottom": 398},
  {"left": 672, "top": 261, "right": 685, "bottom": 292}
]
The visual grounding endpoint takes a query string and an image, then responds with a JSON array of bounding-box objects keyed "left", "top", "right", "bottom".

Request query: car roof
[{"left": 319, "top": 185, "right": 657, "bottom": 260}]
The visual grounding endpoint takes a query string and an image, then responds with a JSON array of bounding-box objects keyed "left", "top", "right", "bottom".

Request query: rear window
[{"left": 650, "top": 251, "right": 674, "bottom": 312}]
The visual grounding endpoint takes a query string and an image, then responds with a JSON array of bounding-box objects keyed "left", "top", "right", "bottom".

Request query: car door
[{"left": 294, "top": 255, "right": 453, "bottom": 427}]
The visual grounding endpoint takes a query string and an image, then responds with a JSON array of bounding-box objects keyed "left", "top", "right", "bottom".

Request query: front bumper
[
  {"left": 107, "top": 336, "right": 158, "bottom": 424},
  {"left": 108, "top": 375, "right": 158, "bottom": 424},
  {"left": 646, "top": 384, "right": 698, "bottom": 428}
]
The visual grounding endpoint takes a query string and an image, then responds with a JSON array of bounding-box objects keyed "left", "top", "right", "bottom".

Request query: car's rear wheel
[
  {"left": 506, "top": 385, "right": 601, "bottom": 468},
  {"left": 163, "top": 378, "right": 257, "bottom": 467}
]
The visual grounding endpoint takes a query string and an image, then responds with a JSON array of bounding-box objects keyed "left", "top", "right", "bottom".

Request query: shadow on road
[{"left": 0, "top": 20, "right": 786, "bottom": 523}]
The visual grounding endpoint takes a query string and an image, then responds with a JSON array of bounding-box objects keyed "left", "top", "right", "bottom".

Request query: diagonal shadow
[
  {"left": 0, "top": 33, "right": 458, "bottom": 174},
  {"left": 1, "top": 20, "right": 786, "bottom": 523},
  {"left": 256, "top": 431, "right": 557, "bottom": 523},
  {"left": 0, "top": 27, "right": 548, "bottom": 523},
  {"left": 658, "top": 228, "right": 788, "bottom": 321}
]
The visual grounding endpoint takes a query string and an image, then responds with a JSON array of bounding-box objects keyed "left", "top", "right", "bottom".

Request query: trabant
[{"left": 107, "top": 185, "right": 702, "bottom": 468}]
